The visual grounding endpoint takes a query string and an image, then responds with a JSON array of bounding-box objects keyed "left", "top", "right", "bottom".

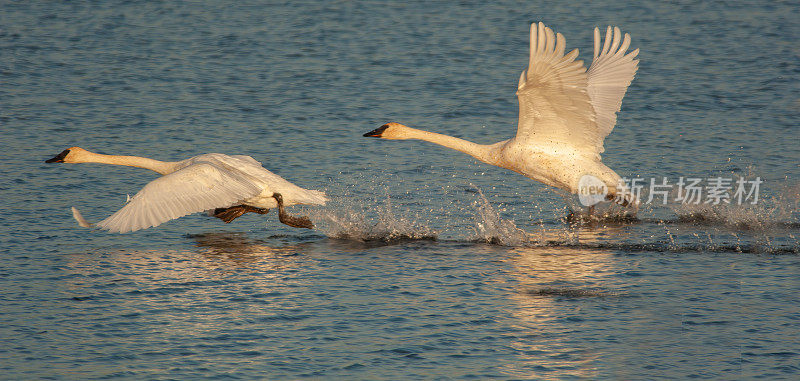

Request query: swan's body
[
  {"left": 365, "top": 22, "right": 640, "bottom": 207},
  {"left": 46, "top": 147, "right": 327, "bottom": 232}
]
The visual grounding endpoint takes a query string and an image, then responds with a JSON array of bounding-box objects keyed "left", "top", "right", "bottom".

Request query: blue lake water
[{"left": 2, "top": 0, "right": 799, "bottom": 379}]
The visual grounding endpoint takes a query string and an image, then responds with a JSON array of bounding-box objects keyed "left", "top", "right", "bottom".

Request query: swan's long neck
[
  {"left": 400, "top": 127, "right": 496, "bottom": 165},
  {"left": 76, "top": 151, "right": 177, "bottom": 175}
]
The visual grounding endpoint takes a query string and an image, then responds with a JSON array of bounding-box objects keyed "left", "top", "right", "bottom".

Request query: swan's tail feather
[
  {"left": 71, "top": 207, "right": 95, "bottom": 228},
  {"left": 308, "top": 190, "right": 329, "bottom": 205}
]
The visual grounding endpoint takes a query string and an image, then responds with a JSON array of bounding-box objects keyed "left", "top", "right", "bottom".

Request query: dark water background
[{"left": 2, "top": 1, "right": 799, "bottom": 379}]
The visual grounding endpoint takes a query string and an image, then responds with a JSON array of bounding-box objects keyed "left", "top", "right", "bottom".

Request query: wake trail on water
[{"left": 303, "top": 181, "right": 799, "bottom": 254}]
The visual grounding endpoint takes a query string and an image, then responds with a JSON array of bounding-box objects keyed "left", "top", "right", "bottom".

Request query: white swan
[
  {"left": 364, "top": 22, "right": 640, "bottom": 209},
  {"left": 45, "top": 147, "right": 328, "bottom": 232}
]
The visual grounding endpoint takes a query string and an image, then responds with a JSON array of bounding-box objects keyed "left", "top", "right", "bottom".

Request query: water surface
[{"left": 2, "top": 1, "right": 799, "bottom": 379}]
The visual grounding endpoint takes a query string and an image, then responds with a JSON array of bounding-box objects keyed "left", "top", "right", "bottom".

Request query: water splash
[
  {"left": 300, "top": 172, "right": 799, "bottom": 254},
  {"left": 310, "top": 195, "right": 437, "bottom": 243},
  {"left": 670, "top": 182, "right": 799, "bottom": 230},
  {"left": 469, "top": 186, "right": 531, "bottom": 246}
]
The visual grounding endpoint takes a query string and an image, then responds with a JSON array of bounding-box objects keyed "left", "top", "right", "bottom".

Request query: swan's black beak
[
  {"left": 363, "top": 124, "right": 389, "bottom": 138},
  {"left": 45, "top": 149, "right": 70, "bottom": 163}
]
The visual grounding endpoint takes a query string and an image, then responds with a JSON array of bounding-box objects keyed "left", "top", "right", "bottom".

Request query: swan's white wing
[
  {"left": 515, "top": 22, "right": 599, "bottom": 155},
  {"left": 228, "top": 154, "right": 263, "bottom": 168},
  {"left": 95, "top": 162, "right": 262, "bottom": 233},
  {"left": 198, "top": 153, "right": 328, "bottom": 206},
  {"left": 587, "top": 26, "right": 639, "bottom": 145}
]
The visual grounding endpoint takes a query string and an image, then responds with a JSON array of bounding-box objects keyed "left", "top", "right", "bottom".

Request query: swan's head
[
  {"left": 45, "top": 147, "right": 91, "bottom": 163},
  {"left": 363, "top": 122, "right": 410, "bottom": 140}
]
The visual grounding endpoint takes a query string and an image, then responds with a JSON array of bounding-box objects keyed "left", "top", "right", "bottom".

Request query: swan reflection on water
[
  {"left": 62, "top": 232, "right": 314, "bottom": 284},
  {"left": 500, "top": 244, "right": 625, "bottom": 379}
]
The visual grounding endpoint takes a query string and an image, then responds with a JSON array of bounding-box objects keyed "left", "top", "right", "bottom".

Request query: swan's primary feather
[
  {"left": 587, "top": 26, "right": 639, "bottom": 147},
  {"left": 515, "top": 22, "right": 638, "bottom": 156}
]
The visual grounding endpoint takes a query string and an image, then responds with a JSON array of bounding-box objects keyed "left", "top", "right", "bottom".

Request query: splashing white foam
[
  {"left": 469, "top": 186, "right": 531, "bottom": 246},
  {"left": 300, "top": 170, "right": 798, "bottom": 253},
  {"left": 671, "top": 182, "right": 799, "bottom": 230},
  {"left": 310, "top": 195, "right": 437, "bottom": 242}
]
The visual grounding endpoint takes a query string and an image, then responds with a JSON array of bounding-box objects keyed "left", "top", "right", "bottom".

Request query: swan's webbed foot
[
  {"left": 566, "top": 205, "right": 601, "bottom": 226},
  {"left": 273, "top": 193, "right": 314, "bottom": 229},
  {"left": 213, "top": 205, "right": 270, "bottom": 223}
]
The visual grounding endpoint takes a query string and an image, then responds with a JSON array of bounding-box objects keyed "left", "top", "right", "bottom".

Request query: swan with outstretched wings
[
  {"left": 46, "top": 147, "right": 327, "bottom": 233},
  {"left": 365, "top": 22, "right": 640, "bottom": 211}
]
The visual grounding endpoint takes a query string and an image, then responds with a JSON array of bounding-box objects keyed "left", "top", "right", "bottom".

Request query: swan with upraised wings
[{"left": 365, "top": 22, "right": 640, "bottom": 210}]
